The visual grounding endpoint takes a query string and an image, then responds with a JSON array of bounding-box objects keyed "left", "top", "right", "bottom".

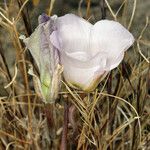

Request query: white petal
[
  {"left": 63, "top": 63, "right": 105, "bottom": 91},
  {"left": 50, "top": 14, "right": 92, "bottom": 53},
  {"left": 106, "top": 52, "right": 124, "bottom": 70},
  {"left": 61, "top": 52, "right": 106, "bottom": 90},
  {"left": 90, "top": 20, "right": 134, "bottom": 70},
  {"left": 61, "top": 51, "right": 106, "bottom": 69}
]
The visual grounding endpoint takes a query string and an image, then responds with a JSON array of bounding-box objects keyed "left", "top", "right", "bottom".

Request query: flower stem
[
  {"left": 44, "top": 103, "right": 56, "bottom": 139},
  {"left": 61, "top": 97, "right": 69, "bottom": 150}
]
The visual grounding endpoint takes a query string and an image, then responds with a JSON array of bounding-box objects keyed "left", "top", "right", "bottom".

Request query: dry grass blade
[
  {"left": 137, "top": 16, "right": 149, "bottom": 63},
  {"left": 48, "top": 0, "right": 55, "bottom": 16}
]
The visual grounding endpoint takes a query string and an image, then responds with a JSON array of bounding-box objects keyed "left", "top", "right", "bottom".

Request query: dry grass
[{"left": 0, "top": 0, "right": 149, "bottom": 150}]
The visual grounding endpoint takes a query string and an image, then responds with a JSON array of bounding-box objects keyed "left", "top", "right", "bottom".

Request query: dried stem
[
  {"left": 48, "top": 0, "right": 55, "bottom": 16},
  {"left": 100, "top": 0, "right": 106, "bottom": 19},
  {"left": 17, "top": 0, "right": 32, "bottom": 35},
  {"left": 86, "top": 0, "right": 91, "bottom": 19}
]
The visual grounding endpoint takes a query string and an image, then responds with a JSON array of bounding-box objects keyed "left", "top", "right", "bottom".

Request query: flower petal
[
  {"left": 63, "top": 64, "right": 105, "bottom": 91},
  {"left": 90, "top": 20, "right": 134, "bottom": 70},
  {"left": 61, "top": 52, "right": 106, "bottom": 91},
  {"left": 62, "top": 51, "right": 107, "bottom": 69},
  {"left": 50, "top": 14, "right": 92, "bottom": 54}
]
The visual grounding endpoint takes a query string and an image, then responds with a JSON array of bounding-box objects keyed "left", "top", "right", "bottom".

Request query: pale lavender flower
[
  {"left": 23, "top": 13, "right": 134, "bottom": 94},
  {"left": 50, "top": 14, "right": 134, "bottom": 91}
]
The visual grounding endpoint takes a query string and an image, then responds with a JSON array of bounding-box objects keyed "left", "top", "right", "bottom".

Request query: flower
[
  {"left": 22, "top": 14, "right": 62, "bottom": 103},
  {"left": 50, "top": 14, "right": 134, "bottom": 91},
  {"left": 23, "top": 13, "right": 134, "bottom": 94}
]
